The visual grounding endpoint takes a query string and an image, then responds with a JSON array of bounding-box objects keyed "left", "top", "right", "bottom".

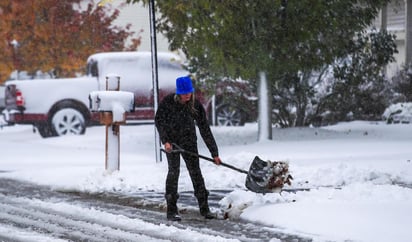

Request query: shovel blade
[{"left": 245, "top": 156, "right": 292, "bottom": 194}]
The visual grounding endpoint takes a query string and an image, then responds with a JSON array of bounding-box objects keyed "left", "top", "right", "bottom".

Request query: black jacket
[{"left": 155, "top": 93, "right": 219, "bottom": 157}]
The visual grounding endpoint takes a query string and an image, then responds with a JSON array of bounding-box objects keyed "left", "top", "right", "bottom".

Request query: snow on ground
[{"left": 1, "top": 121, "right": 412, "bottom": 242}]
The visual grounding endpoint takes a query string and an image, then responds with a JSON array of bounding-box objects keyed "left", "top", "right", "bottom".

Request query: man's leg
[
  {"left": 182, "top": 152, "right": 215, "bottom": 219},
  {"left": 165, "top": 152, "right": 181, "bottom": 221}
]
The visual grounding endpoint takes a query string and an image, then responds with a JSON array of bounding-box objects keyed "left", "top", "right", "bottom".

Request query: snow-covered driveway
[{"left": 0, "top": 178, "right": 310, "bottom": 242}]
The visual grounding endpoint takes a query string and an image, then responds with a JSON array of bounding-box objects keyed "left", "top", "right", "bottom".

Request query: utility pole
[
  {"left": 406, "top": 0, "right": 412, "bottom": 64},
  {"left": 149, "top": 0, "right": 162, "bottom": 162}
]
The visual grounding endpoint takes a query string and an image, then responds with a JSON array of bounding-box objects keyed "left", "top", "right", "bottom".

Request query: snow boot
[
  {"left": 167, "top": 213, "right": 182, "bottom": 221},
  {"left": 166, "top": 194, "right": 181, "bottom": 221},
  {"left": 201, "top": 210, "right": 216, "bottom": 219},
  {"left": 196, "top": 190, "right": 216, "bottom": 219}
]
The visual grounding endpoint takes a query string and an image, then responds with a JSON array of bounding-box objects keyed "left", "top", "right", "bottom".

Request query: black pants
[{"left": 165, "top": 145, "right": 208, "bottom": 208}]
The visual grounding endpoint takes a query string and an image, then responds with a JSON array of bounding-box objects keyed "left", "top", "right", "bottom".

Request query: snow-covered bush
[{"left": 382, "top": 102, "right": 412, "bottom": 124}]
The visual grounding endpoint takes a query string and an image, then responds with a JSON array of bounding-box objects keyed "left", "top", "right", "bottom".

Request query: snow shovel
[{"left": 161, "top": 143, "right": 293, "bottom": 194}]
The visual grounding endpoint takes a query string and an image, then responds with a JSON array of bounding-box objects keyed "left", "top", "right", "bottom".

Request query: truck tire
[
  {"left": 215, "top": 104, "right": 245, "bottom": 126},
  {"left": 48, "top": 102, "right": 87, "bottom": 137},
  {"left": 36, "top": 123, "right": 55, "bottom": 138}
]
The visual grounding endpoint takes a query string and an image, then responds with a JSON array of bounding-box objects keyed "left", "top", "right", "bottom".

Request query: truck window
[{"left": 86, "top": 60, "right": 98, "bottom": 77}]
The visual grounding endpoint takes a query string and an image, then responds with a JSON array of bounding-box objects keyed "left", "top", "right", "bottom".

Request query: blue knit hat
[{"left": 176, "top": 75, "right": 194, "bottom": 94}]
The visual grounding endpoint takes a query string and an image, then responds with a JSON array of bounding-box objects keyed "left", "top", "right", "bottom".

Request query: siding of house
[
  {"left": 371, "top": 1, "right": 408, "bottom": 77},
  {"left": 110, "top": 2, "right": 170, "bottom": 52}
]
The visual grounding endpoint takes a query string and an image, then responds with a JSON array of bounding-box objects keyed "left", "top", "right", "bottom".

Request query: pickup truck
[
  {"left": 4, "top": 52, "right": 197, "bottom": 137},
  {"left": 3, "top": 51, "right": 254, "bottom": 138}
]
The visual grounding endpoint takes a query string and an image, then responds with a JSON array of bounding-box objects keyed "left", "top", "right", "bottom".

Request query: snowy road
[{"left": 0, "top": 178, "right": 311, "bottom": 242}]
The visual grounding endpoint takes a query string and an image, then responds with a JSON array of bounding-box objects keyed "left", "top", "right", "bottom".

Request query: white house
[
  {"left": 371, "top": 0, "right": 412, "bottom": 77},
  {"left": 103, "top": 1, "right": 170, "bottom": 52}
]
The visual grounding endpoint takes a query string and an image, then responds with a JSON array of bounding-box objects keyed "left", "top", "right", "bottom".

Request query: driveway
[{"left": 0, "top": 178, "right": 311, "bottom": 242}]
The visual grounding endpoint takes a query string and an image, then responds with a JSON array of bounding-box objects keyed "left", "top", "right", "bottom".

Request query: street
[{"left": 0, "top": 178, "right": 311, "bottom": 242}]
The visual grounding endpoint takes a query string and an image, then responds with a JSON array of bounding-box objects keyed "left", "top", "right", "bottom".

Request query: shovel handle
[{"left": 160, "top": 144, "right": 248, "bottom": 175}]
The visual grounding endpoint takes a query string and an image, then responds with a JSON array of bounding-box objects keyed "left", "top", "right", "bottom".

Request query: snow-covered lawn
[{"left": 1, "top": 121, "right": 411, "bottom": 242}]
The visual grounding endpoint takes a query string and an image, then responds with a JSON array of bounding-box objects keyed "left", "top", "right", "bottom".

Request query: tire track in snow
[
  {"left": 0, "top": 192, "right": 238, "bottom": 242},
  {"left": 0, "top": 223, "right": 67, "bottom": 242},
  {"left": 0, "top": 194, "right": 167, "bottom": 242}
]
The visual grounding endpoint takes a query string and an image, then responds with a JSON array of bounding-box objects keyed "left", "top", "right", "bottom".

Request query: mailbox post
[{"left": 89, "top": 75, "right": 134, "bottom": 172}]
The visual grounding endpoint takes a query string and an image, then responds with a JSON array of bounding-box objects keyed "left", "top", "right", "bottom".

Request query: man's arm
[{"left": 194, "top": 100, "right": 219, "bottom": 159}]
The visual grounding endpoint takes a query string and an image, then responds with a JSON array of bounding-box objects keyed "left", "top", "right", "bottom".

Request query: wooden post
[
  {"left": 100, "top": 112, "right": 120, "bottom": 171},
  {"left": 104, "top": 75, "right": 121, "bottom": 172},
  {"left": 89, "top": 75, "right": 133, "bottom": 173}
]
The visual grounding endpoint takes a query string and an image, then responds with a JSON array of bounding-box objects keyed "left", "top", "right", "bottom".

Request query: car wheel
[
  {"left": 216, "top": 104, "right": 244, "bottom": 126},
  {"left": 50, "top": 107, "right": 86, "bottom": 136}
]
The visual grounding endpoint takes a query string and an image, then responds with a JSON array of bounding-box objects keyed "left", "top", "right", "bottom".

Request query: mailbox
[
  {"left": 89, "top": 90, "right": 135, "bottom": 124},
  {"left": 88, "top": 75, "right": 134, "bottom": 172}
]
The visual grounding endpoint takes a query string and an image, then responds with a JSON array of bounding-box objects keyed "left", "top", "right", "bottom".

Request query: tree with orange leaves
[{"left": 0, "top": 0, "right": 141, "bottom": 82}]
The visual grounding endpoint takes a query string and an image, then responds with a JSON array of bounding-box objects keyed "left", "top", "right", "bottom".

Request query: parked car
[
  {"left": 382, "top": 102, "right": 412, "bottom": 124},
  {"left": 4, "top": 52, "right": 255, "bottom": 137},
  {"left": 211, "top": 79, "right": 257, "bottom": 126}
]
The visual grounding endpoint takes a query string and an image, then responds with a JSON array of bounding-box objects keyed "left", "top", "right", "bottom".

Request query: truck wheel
[
  {"left": 36, "top": 123, "right": 55, "bottom": 138},
  {"left": 50, "top": 107, "right": 86, "bottom": 136},
  {"left": 215, "top": 104, "right": 244, "bottom": 126}
]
